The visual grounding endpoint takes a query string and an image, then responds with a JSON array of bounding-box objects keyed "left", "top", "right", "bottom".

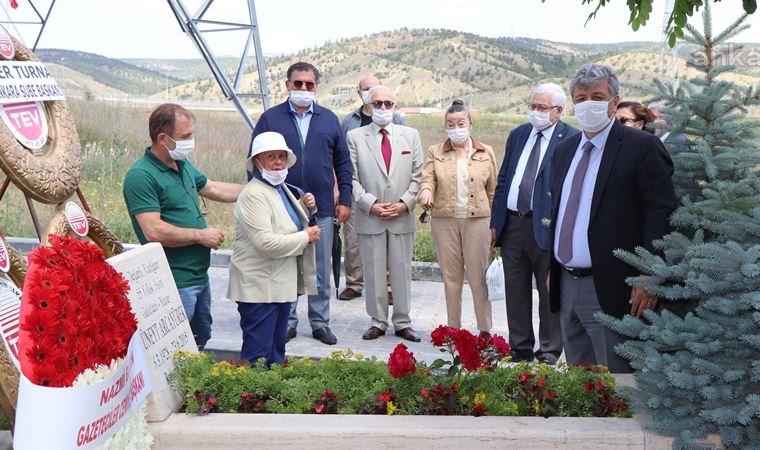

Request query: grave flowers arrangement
[
  {"left": 173, "top": 327, "right": 630, "bottom": 418},
  {"left": 17, "top": 235, "right": 152, "bottom": 449}
]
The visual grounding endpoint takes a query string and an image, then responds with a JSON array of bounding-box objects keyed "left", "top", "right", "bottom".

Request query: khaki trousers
[
  {"left": 430, "top": 216, "right": 492, "bottom": 332},
  {"left": 342, "top": 210, "right": 364, "bottom": 291}
]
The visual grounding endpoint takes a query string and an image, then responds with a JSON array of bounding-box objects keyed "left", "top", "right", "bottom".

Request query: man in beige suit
[{"left": 347, "top": 85, "right": 424, "bottom": 342}]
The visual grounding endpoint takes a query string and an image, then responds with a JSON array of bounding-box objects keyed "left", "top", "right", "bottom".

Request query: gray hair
[
  {"left": 368, "top": 85, "right": 396, "bottom": 101},
  {"left": 533, "top": 83, "right": 567, "bottom": 108},
  {"left": 569, "top": 63, "right": 619, "bottom": 98}
]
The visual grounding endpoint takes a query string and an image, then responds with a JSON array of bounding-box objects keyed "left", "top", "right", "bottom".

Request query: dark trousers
[
  {"left": 501, "top": 216, "right": 562, "bottom": 360},
  {"left": 237, "top": 301, "right": 292, "bottom": 367},
  {"left": 559, "top": 272, "right": 632, "bottom": 373}
]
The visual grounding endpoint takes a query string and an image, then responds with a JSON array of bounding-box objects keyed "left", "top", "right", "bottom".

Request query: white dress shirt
[
  {"left": 506, "top": 121, "right": 557, "bottom": 211},
  {"left": 553, "top": 118, "right": 615, "bottom": 268}
]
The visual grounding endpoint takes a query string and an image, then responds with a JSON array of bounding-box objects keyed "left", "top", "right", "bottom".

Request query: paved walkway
[{"left": 206, "top": 266, "right": 545, "bottom": 365}]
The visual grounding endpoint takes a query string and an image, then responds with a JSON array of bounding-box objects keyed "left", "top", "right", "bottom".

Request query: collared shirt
[
  {"left": 288, "top": 99, "right": 314, "bottom": 147},
  {"left": 123, "top": 147, "right": 210, "bottom": 287},
  {"left": 506, "top": 121, "right": 558, "bottom": 211},
  {"left": 553, "top": 118, "right": 615, "bottom": 268},
  {"left": 372, "top": 122, "right": 394, "bottom": 146}
]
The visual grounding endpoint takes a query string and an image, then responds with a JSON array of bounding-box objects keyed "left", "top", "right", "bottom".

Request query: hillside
[
  {"left": 36, "top": 29, "right": 760, "bottom": 114},
  {"left": 36, "top": 49, "right": 184, "bottom": 96}
]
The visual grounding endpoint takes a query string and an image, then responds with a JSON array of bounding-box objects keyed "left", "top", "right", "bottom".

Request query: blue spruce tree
[{"left": 598, "top": 3, "right": 760, "bottom": 448}]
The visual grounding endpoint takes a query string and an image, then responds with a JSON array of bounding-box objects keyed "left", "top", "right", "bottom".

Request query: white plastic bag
[{"left": 486, "top": 257, "right": 505, "bottom": 302}]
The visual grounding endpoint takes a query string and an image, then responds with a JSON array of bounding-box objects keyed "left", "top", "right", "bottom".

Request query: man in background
[
  {"left": 123, "top": 103, "right": 244, "bottom": 350},
  {"left": 338, "top": 75, "right": 404, "bottom": 302},
  {"left": 251, "top": 62, "right": 353, "bottom": 346}
]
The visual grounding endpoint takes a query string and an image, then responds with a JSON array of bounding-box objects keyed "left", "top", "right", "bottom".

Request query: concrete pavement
[{"left": 206, "top": 266, "right": 545, "bottom": 365}]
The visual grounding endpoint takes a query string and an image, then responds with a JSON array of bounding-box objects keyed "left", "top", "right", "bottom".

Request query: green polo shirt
[{"left": 123, "top": 147, "right": 210, "bottom": 288}]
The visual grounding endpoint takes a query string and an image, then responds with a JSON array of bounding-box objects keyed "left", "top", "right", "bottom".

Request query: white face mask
[
  {"left": 528, "top": 110, "right": 553, "bottom": 131},
  {"left": 289, "top": 90, "right": 315, "bottom": 108},
  {"left": 447, "top": 127, "right": 470, "bottom": 145},
  {"left": 164, "top": 137, "right": 195, "bottom": 160},
  {"left": 574, "top": 99, "right": 613, "bottom": 133},
  {"left": 261, "top": 168, "right": 288, "bottom": 185},
  {"left": 372, "top": 108, "right": 394, "bottom": 126},
  {"left": 361, "top": 90, "right": 371, "bottom": 105}
]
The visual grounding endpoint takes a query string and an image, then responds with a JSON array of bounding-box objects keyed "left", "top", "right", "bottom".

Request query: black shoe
[
  {"left": 312, "top": 327, "right": 337, "bottom": 345},
  {"left": 535, "top": 354, "right": 559, "bottom": 365},
  {"left": 509, "top": 351, "right": 534, "bottom": 363},
  {"left": 286, "top": 327, "right": 297, "bottom": 342}
]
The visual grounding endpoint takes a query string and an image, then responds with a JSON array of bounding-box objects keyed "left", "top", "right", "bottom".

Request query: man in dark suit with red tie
[
  {"left": 548, "top": 64, "right": 677, "bottom": 373},
  {"left": 491, "top": 83, "right": 579, "bottom": 364}
]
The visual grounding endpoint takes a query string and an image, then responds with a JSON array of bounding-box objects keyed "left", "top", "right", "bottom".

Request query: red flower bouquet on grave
[
  {"left": 19, "top": 235, "right": 136, "bottom": 386},
  {"left": 16, "top": 235, "right": 151, "bottom": 448},
  {"left": 429, "top": 326, "right": 511, "bottom": 375}
]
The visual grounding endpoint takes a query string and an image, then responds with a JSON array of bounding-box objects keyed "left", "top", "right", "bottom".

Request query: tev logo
[
  {"left": 0, "top": 239, "right": 8, "bottom": 273},
  {"left": 65, "top": 201, "right": 89, "bottom": 237},
  {"left": 0, "top": 25, "right": 14, "bottom": 60},
  {"left": 0, "top": 101, "right": 48, "bottom": 150}
]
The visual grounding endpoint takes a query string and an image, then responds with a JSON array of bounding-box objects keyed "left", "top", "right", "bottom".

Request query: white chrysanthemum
[{"left": 73, "top": 358, "right": 153, "bottom": 450}]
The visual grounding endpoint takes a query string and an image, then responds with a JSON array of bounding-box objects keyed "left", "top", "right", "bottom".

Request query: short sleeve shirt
[{"left": 123, "top": 147, "right": 210, "bottom": 287}]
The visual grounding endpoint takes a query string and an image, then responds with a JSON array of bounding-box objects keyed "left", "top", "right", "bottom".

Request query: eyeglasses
[
  {"left": 419, "top": 210, "right": 430, "bottom": 224},
  {"left": 618, "top": 117, "right": 643, "bottom": 125},
  {"left": 371, "top": 100, "right": 395, "bottom": 110},
  {"left": 528, "top": 104, "right": 558, "bottom": 113},
  {"left": 291, "top": 80, "right": 316, "bottom": 90}
]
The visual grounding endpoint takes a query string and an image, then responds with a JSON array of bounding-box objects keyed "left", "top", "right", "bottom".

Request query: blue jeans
[
  {"left": 178, "top": 283, "right": 212, "bottom": 349},
  {"left": 237, "top": 302, "right": 292, "bottom": 367},
  {"left": 289, "top": 215, "right": 333, "bottom": 331}
]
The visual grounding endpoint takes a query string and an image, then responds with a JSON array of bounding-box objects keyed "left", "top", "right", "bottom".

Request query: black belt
[
  {"left": 562, "top": 266, "right": 593, "bottom": 278},
  {"left": 507, "top": 209, "right": 532, "bottom": 218}
]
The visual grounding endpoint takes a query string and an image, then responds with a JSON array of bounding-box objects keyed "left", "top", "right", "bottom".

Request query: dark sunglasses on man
[
  {"left": 371, "top": 100, "right": 395, "bottom": 110},
  {"left": 292, "top": 80, "right": 316, "bottom": 90}
]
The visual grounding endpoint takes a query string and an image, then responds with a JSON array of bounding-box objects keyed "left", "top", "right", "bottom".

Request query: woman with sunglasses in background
[
  {"left": 615, "top": 101, "right": 656, "bottom": 133},
  {"left": 417, "top": 100, "right": 497, "bottom": 336}
]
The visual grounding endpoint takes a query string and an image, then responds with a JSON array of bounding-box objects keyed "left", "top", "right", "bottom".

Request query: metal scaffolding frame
[
  {"left": 0, "top": 0, "right": 56, "bottom": 51},
  {"left": 167, "top": 0, "right": 270, "bottom": 132}
]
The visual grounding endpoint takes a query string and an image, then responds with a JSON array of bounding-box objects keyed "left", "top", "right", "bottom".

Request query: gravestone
[{"left": 108, "top": 243, "right": 198, "bottom": 422}]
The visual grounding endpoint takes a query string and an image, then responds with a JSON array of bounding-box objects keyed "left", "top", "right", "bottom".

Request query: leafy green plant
[{"left": 172, "top": 331, "right": 631, "bottom": 418}]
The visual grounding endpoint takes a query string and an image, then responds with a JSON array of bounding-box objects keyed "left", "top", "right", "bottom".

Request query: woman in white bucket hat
[{"left": 227, "top": 131, "right": 320, "bottom": 367}]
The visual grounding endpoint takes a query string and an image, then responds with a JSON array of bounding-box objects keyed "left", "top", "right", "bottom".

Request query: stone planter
[{"left": 148, "top": 413, "right": 682, "bottom": 449}]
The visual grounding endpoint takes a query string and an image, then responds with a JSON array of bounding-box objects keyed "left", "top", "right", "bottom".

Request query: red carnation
[
  {"left": 430, "top": 325, "right": 458, "bottom": 346},
  {"left": 453, "top": 330, "right": 481, "bottom": 371},
  {"left": 387, "top": 343, "right": 417, "bottom": 378}
]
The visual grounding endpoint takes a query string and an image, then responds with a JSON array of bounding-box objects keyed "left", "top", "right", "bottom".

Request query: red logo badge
[
  {"left": 0, "top": 239, "right": 8, "bottom": 273},
  {"left": 0, "top": 101, "right": 48, "bottom": 150},
  {"left": 65, "top": 202, "right": 89, "bottom": 237},
  {"left": 0, "top": 25, "right": 14, "bottom": 60}
]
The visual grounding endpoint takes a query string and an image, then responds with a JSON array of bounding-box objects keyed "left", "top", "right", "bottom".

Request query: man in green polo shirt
[{"left": 123, "top": 103, "right": 244, "bottom": 350}]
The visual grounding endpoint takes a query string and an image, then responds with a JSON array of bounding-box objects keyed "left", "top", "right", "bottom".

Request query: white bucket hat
[{"left": 246, "top": 131, "right": 297, "bottom": 172}]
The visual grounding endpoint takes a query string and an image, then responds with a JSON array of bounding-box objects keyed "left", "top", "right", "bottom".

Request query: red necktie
[{"left": 380, "top": 128, "right": 391, "bottom": 172}]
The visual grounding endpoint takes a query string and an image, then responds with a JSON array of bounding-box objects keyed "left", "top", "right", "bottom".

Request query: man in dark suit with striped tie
[
  {"left": 548, "top": 64, "right": 677, "bottom": 373},
  {"left": 491, "top": 83, "right": 579, "bottom": 365}
]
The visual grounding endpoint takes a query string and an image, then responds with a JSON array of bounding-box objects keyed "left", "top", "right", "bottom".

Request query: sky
[{"left": 0, "top": 0, "right": 758, "bottom": 59}]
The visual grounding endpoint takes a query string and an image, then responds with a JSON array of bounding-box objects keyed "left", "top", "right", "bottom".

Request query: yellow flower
[
  {"left": 331, "top": 350, "right": 343, "bottom": 359},
  {"left": 474, "top": 393, "right": 486, "bottom": 405},
  {"left": 210, "top": 367, "right": 221, "bottom": 377},
  {"left": 386, "top": 401, "right": 396, "bottom": 415},
  {"left": 354, "top": 353, "right": 364, "bottom": 360},
  {"left": 533, "top": 399, "right": 541, "bottom": 415}
]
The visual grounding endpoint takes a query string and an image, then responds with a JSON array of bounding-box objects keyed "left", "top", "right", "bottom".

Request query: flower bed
[{"left": 172, "top": 326, "right": 630, "bottom": 418}]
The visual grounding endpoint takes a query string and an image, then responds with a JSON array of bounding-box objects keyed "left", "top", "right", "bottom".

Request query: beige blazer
[
  {"left": 227, "top": 178, "right": 318, "bottom": 303},
  {"left": 419, "top": 138, "right": 497, "bottom": 218},
  {"left": 347, "top": 123, "right": 425, "bottom": 235}
]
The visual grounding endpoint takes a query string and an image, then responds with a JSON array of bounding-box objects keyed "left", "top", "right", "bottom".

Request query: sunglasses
[
  {"left": 371, "top": 100, "right": 395, "bottom": 109},
  {"left": 419, "top": 210, "right": 430, "bottom": 224},
  {"left": 291, "top": 80, "right": 316, "bottom": 90},
  {"left": 618, "top": 117, "right": 643, "bottom": 125}
]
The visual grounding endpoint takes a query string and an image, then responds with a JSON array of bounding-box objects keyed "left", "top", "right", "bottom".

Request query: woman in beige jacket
[
  {"left": 228, "top": 132, "right": 320, "bottom": 367},
  {"left": 417, "top": 100, "right": 497, "bottom": 335}
]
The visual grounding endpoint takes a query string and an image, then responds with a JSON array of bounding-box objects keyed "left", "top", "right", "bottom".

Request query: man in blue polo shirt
[
  {"left": 124, "top": 103, "right": 244, "bottom": 350},
  {"left": 251, "top": 62, "right": 353, "bottom": 345}
]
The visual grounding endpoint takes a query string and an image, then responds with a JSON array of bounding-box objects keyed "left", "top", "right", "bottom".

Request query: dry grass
[{"left": 0, "top": 99, "right": 523, "bottom": 261}]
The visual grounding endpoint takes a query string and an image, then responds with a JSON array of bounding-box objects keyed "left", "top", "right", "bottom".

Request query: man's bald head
[{"left": 359, "top": 75, "right": 381, "bottom": 91}]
